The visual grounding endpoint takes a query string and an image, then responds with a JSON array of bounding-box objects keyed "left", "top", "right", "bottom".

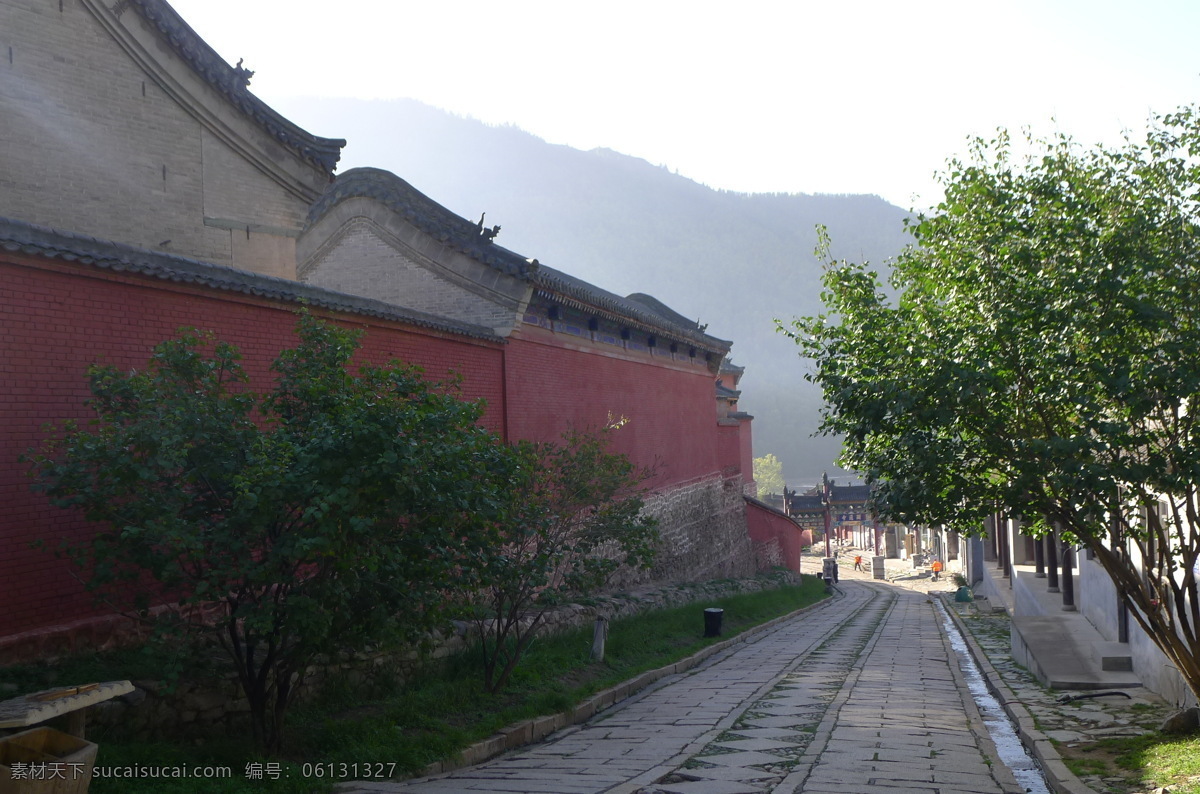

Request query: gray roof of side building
[
  {"left": 307, "top": 168, "right": 732, "bottom": 354},
  {"left": 720, "top": 359, "right": 745, "bottom": 376},
  {"left": 830, "top": 484, "right": 871, "bottom": 503},
  {"left": 128, "top": 0, "right": 345, "bottom": 174},
  {"left": 624, "top": 293, "right": 702, "bottom": 330},
  {"left": 0, "top": 216, "right": 501, "bottom": 342},
  {"left": 788, "top": 493, "right": 826, "bottom": 513}
]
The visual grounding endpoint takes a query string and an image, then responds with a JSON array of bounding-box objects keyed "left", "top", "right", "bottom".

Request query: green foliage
[
  {"left": 753, "top": 453, "right": 786, "bottom": 496},
  {"left": 465, "top": 421, "right": 659, "bottom": 692},
  {"left": 29, "top": 312, "right": 519, "bottom": 751},
  {"left": 1060, "top": 731, "right": 1200, "bottom": 793},
  {"left": 784, "top": 106, "right": 1200, "bottom": 700},
  {"left": 5, "top": 578, "right": 824, "bottom": 793},
  {"left": 1107, "top": 733, "right": 1200, "bottom": 779}
]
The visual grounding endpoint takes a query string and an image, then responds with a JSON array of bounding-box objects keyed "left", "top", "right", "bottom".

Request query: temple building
[{"left": 0, "top": 0, "right": 801, "bottom": 658}]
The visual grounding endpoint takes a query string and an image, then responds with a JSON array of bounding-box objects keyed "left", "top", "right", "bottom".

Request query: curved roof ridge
[
  {"left": 744, "top": 495, "right": 802, "bottom": 524},
  {"left": 307, "top": 167, "right": 537, "bottom": 278},
  {"left": 128, "top": 0, "right": 344, "bottom": 174},
  {"left": 624, "top": 292, "right": 698, "bottom": 329},
  {"left": 0, "top": 215, "right": 499, "bottom": 342},
  {"left": 308, "top": 168, "right": 732, "bottom": 353}
]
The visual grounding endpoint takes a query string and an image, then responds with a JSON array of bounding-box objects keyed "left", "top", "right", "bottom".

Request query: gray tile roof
[
  {"left": 128, "top": 0, "right": 344, "bottom": 173},
  {"left": 625, "top": 292, "right": 701, "bottom": 330},
  {"left": 309, "top": 168, "right": 732, "bottom": 353},
  {"left": 720, "top": 359, "right": 746, "bottom": 376},
  {"left": 716, "top": 383, "right": 741, "bottom": 400},
  {"left": 306, "top": 167, "right": 536, "bottom": 278},
  {"left": 0, "top": 216, "right": 501, "bottom": 342},
  {"left": 744, "top": 495, "right": 803, "bottom": 525},
  {"left": 830, "top": 484, "right": 871, "bottom": 503},
  {"left": 787, "top": 493, "right": 826, "bottom": 513}
]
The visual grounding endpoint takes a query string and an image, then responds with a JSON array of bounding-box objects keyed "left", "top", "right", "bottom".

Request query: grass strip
[{"left": 1, "top": 577, "right": 826, "bottom": 793}]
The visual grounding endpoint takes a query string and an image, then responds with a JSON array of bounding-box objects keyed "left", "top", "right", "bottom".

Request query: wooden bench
[{"left": 0, "top": 681, "right": 133, "bottom": 740}]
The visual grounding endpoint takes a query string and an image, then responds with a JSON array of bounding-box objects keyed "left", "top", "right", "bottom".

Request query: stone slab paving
[
  {"left": 642, "top": 585, "right": 1024, "bottom": 794},
  {"left": 784, "top": 588, "right": 1024, "bottom": 794},
  {"left": 342, "top": 575, "right": 1043, "bottom": 794},
  {"left": 340, "top": 585, "right": 879, "bottom": 794},
  {"left": 643, "top": 595, "right": 892, "bottom": 793}
]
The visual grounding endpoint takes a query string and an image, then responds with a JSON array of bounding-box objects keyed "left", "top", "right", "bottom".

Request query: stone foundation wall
[
  {"left": 640, "top": 474, "right": 757, "bottom": 586},
  {"left": 754, "top": 537, "right": 786, "bottom": 570}
]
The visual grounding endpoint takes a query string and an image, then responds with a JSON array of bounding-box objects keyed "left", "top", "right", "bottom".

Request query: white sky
[{"left": 170, "top": 0, "right": 1199, "bottom": 210}]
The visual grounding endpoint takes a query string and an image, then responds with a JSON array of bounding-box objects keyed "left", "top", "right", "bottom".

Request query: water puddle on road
[{"left": 937, "top": 600, "right": 1051, "bottom": 794}]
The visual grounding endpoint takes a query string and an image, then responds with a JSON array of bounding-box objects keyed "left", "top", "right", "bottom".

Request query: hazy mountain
[{"left": 280, "top": 97, "right": 912, "bottom": 487}]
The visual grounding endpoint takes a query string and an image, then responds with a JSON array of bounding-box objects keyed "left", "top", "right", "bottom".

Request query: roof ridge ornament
[
  {"left": 233, "top": 58, "right": 254, "bottom": 88},
  {"left": 475, "top": 213, "right": 501, "bottom": 243}
]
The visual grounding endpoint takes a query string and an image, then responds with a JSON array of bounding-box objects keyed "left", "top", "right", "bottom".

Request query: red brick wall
[
  {"left": 1, "top": 254, "right": 505, "bottom": 639},
  {"left": 739, "top": 417, "right": 755, "bottom": 495},
  {"left": 745, "top": 500, "right": 810, "bottom": 574},
  {"left": 2, "top": 252, "right": 751, "bottom": 649},
  {"left": 716, "top": 424, "right": 743, "bottom": 480},
  {"left": 505, "top": 326, "right": 722, "bottom": 490}
]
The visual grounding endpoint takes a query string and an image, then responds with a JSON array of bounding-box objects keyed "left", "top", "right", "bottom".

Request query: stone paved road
[{"left": 342, "top": 580, "right": 1026, "bottom": 794}]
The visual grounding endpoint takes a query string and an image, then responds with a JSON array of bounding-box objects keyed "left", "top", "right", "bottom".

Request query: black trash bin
[{"left": 704, "top": 607, "right": 724, "bottom": 637}]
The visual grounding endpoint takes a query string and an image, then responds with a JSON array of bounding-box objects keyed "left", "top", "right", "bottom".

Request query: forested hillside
[{"left": 284, "top": 97, "right": 912, "bottom": 485}]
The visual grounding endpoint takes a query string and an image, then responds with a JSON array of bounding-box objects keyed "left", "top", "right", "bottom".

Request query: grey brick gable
[
  {"left": 301, "top": 168, "right": 733, "bottom": 357},
  {"left": 302, "top": 217, "right": 525, "bottom": 335}
]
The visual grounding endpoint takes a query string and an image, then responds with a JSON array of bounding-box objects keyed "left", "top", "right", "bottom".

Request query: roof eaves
[
  {"left": 624, "top": 292, "right": 698, "bottom": 329},
  {"left": 533, "top": 268, "right": 732, "bottom": 354},
  {"left": 745, "top": 495, "right": 804, "bottom": 526},
  {"left": 720, "top": 360, "right": 746, "bottom": 375},
  {"left": 0, "top": 216, "right": 501, "bottom": 343},
  {"left": 307, "top": 169, "right": 733, "bottom": 355},
  {"left": 307, "top": 168, "right": 536, "bottom": 279},
  {"left": 127, "top": 0, "right": 345, "bottom": 174}
]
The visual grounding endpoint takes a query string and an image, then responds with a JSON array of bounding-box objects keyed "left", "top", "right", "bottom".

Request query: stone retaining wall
[{"left": 641, "top": 475, "right": 757, "bottom": 586}]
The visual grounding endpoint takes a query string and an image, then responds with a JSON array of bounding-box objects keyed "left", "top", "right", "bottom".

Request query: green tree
[
  {"left": 784, "top": 107, "right": 1200, "bottom": 702},
  {"left": 30, "top": 312, "right": 519, "bottom": 750},
  {"left": 467, "top": 422, "right": 658, "bottom": 693},
  {"left": 753, "top": 453, "right": 786, "bottom": 496}
]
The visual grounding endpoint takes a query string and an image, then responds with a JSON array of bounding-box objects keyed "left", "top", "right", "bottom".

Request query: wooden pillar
[
  {"left": 1023, "top": 534, "right": 1037, "bottom": 565},
  {"left": 1045, "top": 526, "right": 1060, "bottom": 593},
  {"left": 822, "top": 473, "right": 832, "bottom": 558},
  {"left": 1111, "top": 503, "right": 1129, "bottom": 643},
  {"left": 823, "top": 504, "right": 832, "bottom": 558},
  {"left": 1033, "top": 527, "right": 1046, "bottom": 577},
  {"left": 998, "top": 518, "right": 1005, "bottom": 566},
  {"left": 999, "top": 514, "right": 1011, "bottom": 580},
  {"left": 1060, "top": 537, "right": 1076, "bottom": 611},
  {"left": 983, "top": 514, "right": 997, "bottom": 561}
]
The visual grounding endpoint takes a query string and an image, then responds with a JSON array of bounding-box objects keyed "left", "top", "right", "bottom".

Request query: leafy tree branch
[{"left": 783, "top": 106, "right": 1200, "bottom": 702}]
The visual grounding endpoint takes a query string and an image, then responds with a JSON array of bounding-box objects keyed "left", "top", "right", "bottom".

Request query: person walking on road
[
  {"left": 853, "top": 554, "right": 864, "bottom": 572},
  {"left": 931, "top": 557, "right": 943, "bottom": 581}
]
